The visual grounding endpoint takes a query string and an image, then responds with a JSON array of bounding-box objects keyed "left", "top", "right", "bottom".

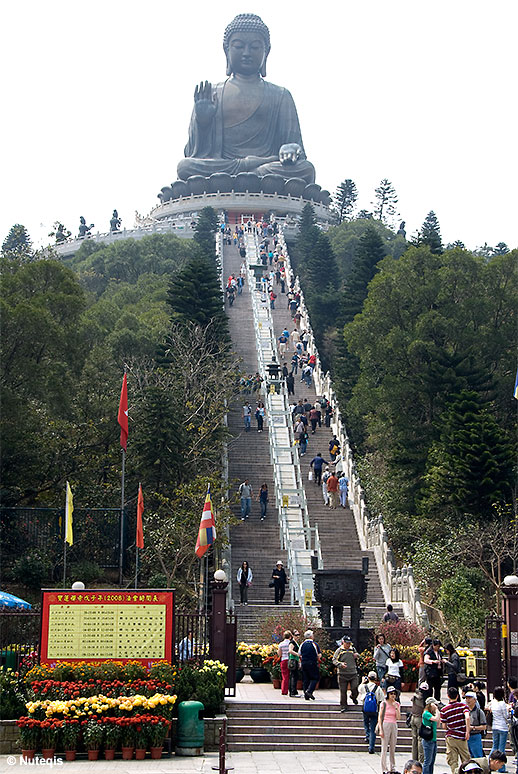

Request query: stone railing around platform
[{"left": 276, "top": 231, "right": 430, "bottom": 629}]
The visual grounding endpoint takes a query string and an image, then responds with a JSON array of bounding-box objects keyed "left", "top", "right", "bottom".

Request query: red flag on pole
[
  {"left": 118, "top": 373, "right": 128, "bottom": 451},
  {"left": 136, "top": 483, "right": 144, "bottom": 549}
]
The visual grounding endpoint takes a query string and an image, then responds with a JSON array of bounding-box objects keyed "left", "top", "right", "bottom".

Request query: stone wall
[{"left": 0, "top": 721, "right": 20, "bottom": 755}]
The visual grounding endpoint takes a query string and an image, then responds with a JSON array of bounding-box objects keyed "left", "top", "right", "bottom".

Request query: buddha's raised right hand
[{"left": 193, "top": 81, "right": 216, "bottom": 125}]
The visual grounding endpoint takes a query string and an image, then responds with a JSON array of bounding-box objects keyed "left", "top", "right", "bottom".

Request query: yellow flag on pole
[{"left": 65, "top": 481, "right": 74, "bottom": 546}]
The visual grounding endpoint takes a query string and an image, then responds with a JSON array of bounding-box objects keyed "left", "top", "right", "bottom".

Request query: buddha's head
[{"left": 223, "top": 13, "right": 271, "bottom": 77}]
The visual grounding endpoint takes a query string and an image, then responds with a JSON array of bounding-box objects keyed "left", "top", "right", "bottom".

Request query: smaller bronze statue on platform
[
  {"left": 49, "top": 222, "right": 71, "bottom": 244},
  {"left": 110, "top": 210, "right": 121, "bottom": 232},
  {"left": 78, "top": 217, "right": 94, "bottom": 239},
  {"left": 397, "top": 220, "right": 406, "bottom": 238}
]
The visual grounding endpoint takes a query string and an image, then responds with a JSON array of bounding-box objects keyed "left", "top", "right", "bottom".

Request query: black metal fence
[
  {"left": 1, "top": 607, "right": 237, "bottom": 693},
  {"left": 0, "top": 611, "right": 40, "bottom": 673},
  {"left": 1, "top": 507, "right": 127, "bottom": 580}
]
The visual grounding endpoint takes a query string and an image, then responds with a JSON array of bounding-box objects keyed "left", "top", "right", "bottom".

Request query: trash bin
[{"left": 175, "top": 700, "right": 204, "bottom": 756}]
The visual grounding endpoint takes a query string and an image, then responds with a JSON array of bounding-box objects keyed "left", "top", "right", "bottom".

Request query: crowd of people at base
[{"left": 371, "top": 631, "right": 518, "bottom": 774}]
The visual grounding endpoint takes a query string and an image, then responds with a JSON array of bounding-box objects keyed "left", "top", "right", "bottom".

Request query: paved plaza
[{"left": 1, "top": 749, "right": 452, "bottom": 773}]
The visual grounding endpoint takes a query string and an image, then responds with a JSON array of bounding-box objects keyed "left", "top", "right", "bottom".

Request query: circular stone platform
[{"left": 149, "top": 189, "right": 333, "bottom": 225}]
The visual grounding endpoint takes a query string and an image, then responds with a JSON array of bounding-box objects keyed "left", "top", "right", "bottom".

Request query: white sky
[{"left": 1, "top": 0, "right": 517, "bottom": 251}]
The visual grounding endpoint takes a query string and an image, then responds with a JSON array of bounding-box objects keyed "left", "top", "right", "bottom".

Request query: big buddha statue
[{"left": 176, "top": 13, "right": 316, "bottom": 185}]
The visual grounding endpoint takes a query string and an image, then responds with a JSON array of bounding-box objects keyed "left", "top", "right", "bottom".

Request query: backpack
[{"left": 363, "top": 688, "right": 378, "bottom": 714}]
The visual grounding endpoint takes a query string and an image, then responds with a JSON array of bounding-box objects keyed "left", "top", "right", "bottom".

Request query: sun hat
[
  {"left": 465, "top": 691, "right": 477, "bottom": 698},
  {"left": 425, "top": 696, "right": 436, "bottom": 705},
  {"left": 386, "top": 686, "right": 397, "bottom": 693},
  {"left": 368, "top": 671, "right": 378, "bottom": 680},
  {"left": 276, "top": 560, "right": 283, "bottom": 565},
  {"left": 419, "top": 681, "right": 429, "bottom": 690}
]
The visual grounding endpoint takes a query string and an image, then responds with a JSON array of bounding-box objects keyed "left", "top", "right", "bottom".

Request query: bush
[
  {"left": 148, "top": 572, "right": 168, "bottom": 588},
  {"left": 0, "top": 669, "right": 26, "bottom": 719},
  {"left": 376, "top": 620, "right": 428, "bottom": 646},
  {"left": 12, "top": 551, "right": 52, "bottom": 588},
  {"left": 68, "top": 560, "right": 103, "bottom": 585}
]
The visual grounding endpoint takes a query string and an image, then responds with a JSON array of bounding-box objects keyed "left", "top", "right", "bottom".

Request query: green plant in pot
[
  {"left": 102, "top": 717, "right": 121, "bottom": 750},
  {"left": 81, "top": 717, "right": 103, "bottom": 750},
  {"left": 62, "top": 719, "right": 80, "bottom": 750}
]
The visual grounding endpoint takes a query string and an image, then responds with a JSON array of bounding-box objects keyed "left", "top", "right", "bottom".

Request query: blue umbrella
[{"left": 0, "top": 591, "right": 32, "bottom": 610}]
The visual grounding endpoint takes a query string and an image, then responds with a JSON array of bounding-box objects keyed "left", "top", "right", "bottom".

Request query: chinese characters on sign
[{"left": 40, "top": 589, "right": 174, "bottom": 665}]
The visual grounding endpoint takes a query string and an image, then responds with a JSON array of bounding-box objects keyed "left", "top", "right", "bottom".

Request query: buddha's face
[{"left": 227, "top": 31, "right": 266, "bottom": 76}]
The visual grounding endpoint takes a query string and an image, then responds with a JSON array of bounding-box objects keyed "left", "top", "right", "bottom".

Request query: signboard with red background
[{"left": 40, "top": 589, "right": 174, "bottom": 666}]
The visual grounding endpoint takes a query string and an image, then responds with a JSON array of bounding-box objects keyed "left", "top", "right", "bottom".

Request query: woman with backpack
[{"left": 359, "top": 671, "right": 384, "bottom": 754}]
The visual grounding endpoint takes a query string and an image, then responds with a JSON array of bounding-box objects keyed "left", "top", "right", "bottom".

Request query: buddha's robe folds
[{"left": 177, "top": 79, "right": 315, "bottom": 183}]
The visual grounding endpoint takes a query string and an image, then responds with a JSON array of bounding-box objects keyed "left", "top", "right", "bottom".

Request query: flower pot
[
  {"left": 87, "top": 749, "right": 99, "bottom": 761},
  {"left": 42, "top": 749, "right": 55, "bottom": 760},
  {"left": 235, "top": 667, "right": 245, "bottom": 683},
  {"left": 135, "top": 748, "right": 146, "bottom": 760},
  {"left": 272, "top": 678, "right": 281, "bottom": 689},
  {"left": 21, "top": 751, "right": 36, "bottom": 762},
  {"left": 121, "top": 746, "right": 134, "bottom": 760},
  {"left": 401, "top": 682, "right": 414, "bottom": 692},
  {"left": 150, "top": 746, "right": 163, "bottom": 760},
  {"left": 65, "top": 750, "right": 77, "bottom": 762},
  {"left": 104, "top": 749, "right": 115, "bottom": 761},
  {"left": 250, "top": 666, "right": 270, "bottom": 683},
  {"left": 297, "top": 679, "right": 303, "bottom": 690}
]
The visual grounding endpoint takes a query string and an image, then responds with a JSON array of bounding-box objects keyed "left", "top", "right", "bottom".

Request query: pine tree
[
  {"left": 166, "top": 250, "right": 229, "bottom": 347},
  {"left": 2, "top": 224, "right": 32, "bottom": 259},
  {"left": 291, "top": 203, "right": 319, "bottom": 273},
  {"left": 132, "top": 385, "right": 186, "bottom": 491},
  {"left": 194, "top": 207, "right": 219, "bottom": 260},
  {"left": 343, "top": 226, "right": 386, "bottom": 324},
  {"left": 420, "top": 211, "right": 443, "bottom": 254},
  {"left": 333, "top": 179, "right": 358, "bottom": 224},
  {"left": 333, "top": 226, "right": 387, "bottom": 413},
  {"left": 373, "top": 179, "right": 398, "bottom": 225},
  {"left": 420, "top": 390, "right": 515, "bottom": 522}
]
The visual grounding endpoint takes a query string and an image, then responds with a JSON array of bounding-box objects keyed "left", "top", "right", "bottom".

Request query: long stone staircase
[{"left": 222, "top": 225, "right": 408, "bottom": 752}]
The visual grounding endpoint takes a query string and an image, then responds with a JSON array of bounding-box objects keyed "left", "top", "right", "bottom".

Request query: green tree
[
  {"left": 333, "top": 226, "right": 387, "bottom": 414},
  {"left": 420, "top": 390, "right": 515, "bottom": 522},
  {"left": 194, "top": 207, "right": 219, "bottom": 259},
  {"left": 418, "top": 211, "right": 443, "bottom": 254},
  {"left": 343, "top": 245, "right": 516, "bottom": 549},
  {"left": 437, "top": 567, "right": 490, "bottom": 640},
  {"left": 333, "top": 179, "right": 358, "bottom": 224},
  {"left": 2, "top": 224, "right": 32, "bottom": 258},
  {"left": 165, "top": 251, "right": 229, "bottom": 347},
  {"left": 372, "top": 179, "right": 398, "bottom": 225}
]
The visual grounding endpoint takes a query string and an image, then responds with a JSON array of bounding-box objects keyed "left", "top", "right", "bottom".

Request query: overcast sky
[{"left": 2, "top": 0, "right": 516, "bottom": 251}]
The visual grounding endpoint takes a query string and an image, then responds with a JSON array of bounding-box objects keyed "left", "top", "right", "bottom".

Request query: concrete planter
[{"left": 0, "top": 720, "right": 21, "bottom": 755}]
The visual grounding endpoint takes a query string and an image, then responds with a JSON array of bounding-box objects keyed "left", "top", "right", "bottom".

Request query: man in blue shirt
[{"left": 310, "top": 453, "right": 330, "bottom": 485}]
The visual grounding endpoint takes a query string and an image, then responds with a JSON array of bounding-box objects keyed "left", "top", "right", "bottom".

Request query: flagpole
[
  {"left": 119, "top": 448, "right": 125, "bottom": 587},
  {"left": 63, "top": 538, "right": 67, "bottom": 589},
  {"left": 135, "top": 544, "right": 139, "bottom": 589}
]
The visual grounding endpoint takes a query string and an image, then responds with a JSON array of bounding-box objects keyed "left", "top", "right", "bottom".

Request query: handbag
[
  {"left": 308, "top": 470, "right": 313, "bottom": 481},
  {"left": 419, "top": 723, "right": 433, "bottom": 741},
  {"left": 268, "top": 581, "right": 275, "bottom": 588},
  {"left": 288, "top": 656, "right": 299, "bottom": 671}
]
